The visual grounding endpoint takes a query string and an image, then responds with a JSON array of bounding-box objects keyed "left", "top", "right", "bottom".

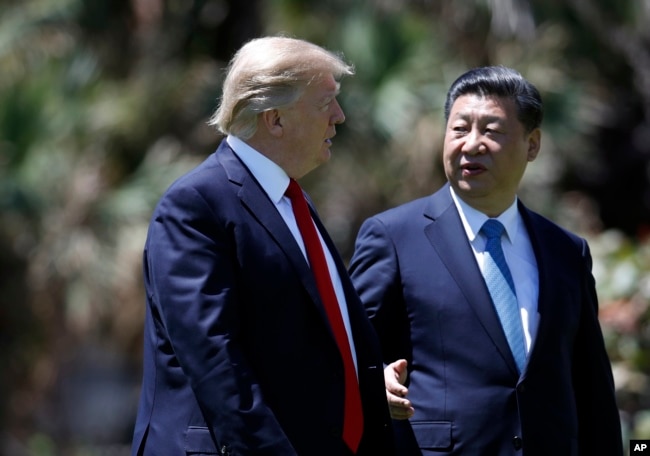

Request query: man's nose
[
  {"left": 461, "top": 130, "right": 485, "bottom": 155},
  {"left": 332, "top": 99, "right": 345, "bottom": 124}
]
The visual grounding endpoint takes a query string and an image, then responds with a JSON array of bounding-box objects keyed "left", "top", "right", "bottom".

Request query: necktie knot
[
  {"left": 481, "top": 219, "right": 505, "bottom": 240},
  {"left": 285, "top": 178, "right": 303, "bottom": 201},
  {"left": 481, "top": 219, "right": 514, "bottom": 292}
]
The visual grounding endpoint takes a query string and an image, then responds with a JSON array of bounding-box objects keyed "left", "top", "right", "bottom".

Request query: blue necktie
[{"left": 481, "top": 219, "right": 527, "bottom": 373}]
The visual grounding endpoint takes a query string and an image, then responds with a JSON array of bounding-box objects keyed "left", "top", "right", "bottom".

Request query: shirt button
[{"left": 512, "top": 436, "right": 523, "bottom": 450}]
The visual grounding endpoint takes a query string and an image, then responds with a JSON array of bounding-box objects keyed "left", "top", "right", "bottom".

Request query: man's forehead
[
  {"left": 305, "top": 73, "right": 340, "bottom": 95},
  {"left": 451, "top": 94, "right": 514, "bottom": 115}
]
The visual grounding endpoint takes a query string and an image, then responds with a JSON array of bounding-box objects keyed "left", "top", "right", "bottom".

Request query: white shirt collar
[
  {"left": 449, "top": 186, "right": 519, "bottom": 245},
  {"left": 226, "top": 135, "right": 290, "bottom": 203}
]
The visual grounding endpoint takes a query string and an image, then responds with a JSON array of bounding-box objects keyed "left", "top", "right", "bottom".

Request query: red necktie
[{"left": 285, "top": 178, "right": 364, "bottom": 453}]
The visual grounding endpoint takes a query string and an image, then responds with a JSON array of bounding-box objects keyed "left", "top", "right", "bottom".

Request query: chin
[
  {"left": 320, "top": 148, "right": 332, "bottom": 163},
  {"left": 453, "top": 180, "right": 473, "bottom": 191}
]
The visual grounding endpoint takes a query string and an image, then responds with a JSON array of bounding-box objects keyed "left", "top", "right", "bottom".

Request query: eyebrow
[
  {"left": 320, "top": 87, "right": 340, "bottom": 103},
  {"left": 452, "top": 112, "right": 505, "bottom": 124}
]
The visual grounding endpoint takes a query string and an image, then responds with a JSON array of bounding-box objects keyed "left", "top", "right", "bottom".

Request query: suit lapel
[
  {"left": 311, "top": 208, "right": 367, "bottom": 317},
  {"left": 303, "top": 192, "right": 375, "bottom": 356},
  {"left": 215, "top": 143, "right": 334, "bottom": 328},
  {"left": 311, "top": 207, "right": 381, "bottom": 374},
  {"left": 423, "top": 184, "right": 520, "bottom": 375}
]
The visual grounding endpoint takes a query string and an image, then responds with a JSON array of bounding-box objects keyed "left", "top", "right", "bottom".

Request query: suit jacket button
[
  {"left": 512, "top": 436, "right": 523, "bottom": 450},
  {"left": 517, "top": 384, "right": 526, "bottom": 393}
]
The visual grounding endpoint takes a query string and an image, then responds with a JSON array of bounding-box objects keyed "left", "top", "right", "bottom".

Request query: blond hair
[{"left": 208, "top": 36, "right": 354, "bottom": 139}]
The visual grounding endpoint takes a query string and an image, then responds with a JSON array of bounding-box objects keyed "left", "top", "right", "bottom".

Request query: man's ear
[
  {"left": 261, "top": 109, "right": 283, "bottom": 137},
  {"left": 526, "top": 128, "right": 541, "bottom": 162}
]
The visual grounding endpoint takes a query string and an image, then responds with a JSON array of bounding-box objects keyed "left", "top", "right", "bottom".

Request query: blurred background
[{"left": 1, "top": 0, "right": 649, "bottom": 454}]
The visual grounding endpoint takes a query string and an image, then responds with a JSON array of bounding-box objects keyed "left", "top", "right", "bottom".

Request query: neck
[{"left": 453, "top": 189, "right": 516, "bottom": 218}]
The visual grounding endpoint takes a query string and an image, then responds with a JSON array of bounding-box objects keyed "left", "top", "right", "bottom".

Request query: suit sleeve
[
  {"left": 572, "top": 239, "right": 623, "bottom": 456},
  {"left": 348, "top": 216, "right": 411, "bottom": 366},
  {"left": 145, "top": 184, "right": 297, "bottom": 455}
]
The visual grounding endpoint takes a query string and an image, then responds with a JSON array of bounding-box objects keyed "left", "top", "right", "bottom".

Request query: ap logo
[{"left": 632, "top": 440, "right": 650, "bottom": 453}]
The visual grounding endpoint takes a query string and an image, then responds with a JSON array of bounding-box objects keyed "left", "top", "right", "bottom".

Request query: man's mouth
[{"left": 461, "top": 162, "right": 486, "bottom": 175}]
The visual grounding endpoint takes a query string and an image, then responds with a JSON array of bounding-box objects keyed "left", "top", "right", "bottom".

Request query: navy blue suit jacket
[
  {"left": 349, "top": 183, "right": 622, "bottom": 456},
  {"left": 131, "top": 140, "right": 393, "bottom": 456}
]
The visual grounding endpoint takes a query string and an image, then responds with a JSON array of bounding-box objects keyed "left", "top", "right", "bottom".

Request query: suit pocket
[
  {"left": 184, "top": 426, "right": 219, "bottom": 455},
  {"left": 411, "top": 421, "right": 453, "bottom": 450}
]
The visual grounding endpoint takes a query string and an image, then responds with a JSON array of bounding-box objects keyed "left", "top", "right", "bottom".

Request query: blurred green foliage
[{"left": 1, "top": 0, "right": 649, "bottom": 453}]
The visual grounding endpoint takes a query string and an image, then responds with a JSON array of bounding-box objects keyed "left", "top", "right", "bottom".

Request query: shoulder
[
  {"left": 371, "top": 196, "right": 430, "bottom": 224},
  {"left": 369, "top": 183, "right": 452, "bottom": 225},
  {"left": 153, "top": 155, "right": 221, "bottom": 209},
  {"left": 520, "top": 204, "right": 588, "bottom": 254},
  {"left": 149, "top": 146, "right": 246, "bottom": 225},
  {"left": 160, "top": 140, "right": 245, "bottom": 202},
  {"left": 363, "top": 185, "right": 451, "bottom": 230},
  {"left": 167, "top": 147, "right": 230, "bottom": 193}
]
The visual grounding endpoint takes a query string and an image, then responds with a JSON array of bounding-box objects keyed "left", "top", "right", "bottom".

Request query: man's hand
[{"left": 384, "top": 359, "right": 414, "bottom": 420}]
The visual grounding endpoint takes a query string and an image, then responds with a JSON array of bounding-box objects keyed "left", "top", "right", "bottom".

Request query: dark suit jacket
[
  {"left": 131, "top": 140, "right": 394, "bottom": 456},
  {"left": 348, "top": 183, "right": 622, "bottom": 456}
]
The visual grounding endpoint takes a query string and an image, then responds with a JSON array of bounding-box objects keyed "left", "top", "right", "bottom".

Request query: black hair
[{"left": 444, "top": 66, "right": 543, "bottom": 133}]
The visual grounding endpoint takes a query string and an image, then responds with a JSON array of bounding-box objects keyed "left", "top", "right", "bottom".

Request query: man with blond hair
[{"left": 131, "top": 36, "right": 394, "bottom": 456}]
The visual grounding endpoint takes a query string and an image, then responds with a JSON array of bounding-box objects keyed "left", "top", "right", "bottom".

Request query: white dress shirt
[{"left": 449, "top": 186, "right": 540, "bottom": 354}]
